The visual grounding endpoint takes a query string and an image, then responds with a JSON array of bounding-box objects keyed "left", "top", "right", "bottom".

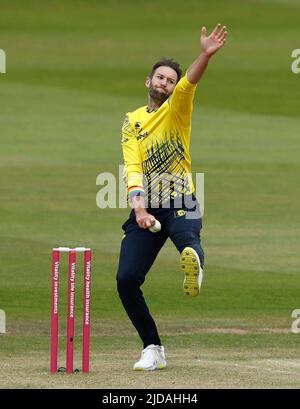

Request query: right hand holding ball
[{"left": 149, "top": 219, "right": 161, "bottom": 233}]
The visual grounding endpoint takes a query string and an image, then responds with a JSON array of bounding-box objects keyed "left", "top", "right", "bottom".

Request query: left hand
[{"left": 201, "top": 24, "right": 228, "bottom": 57}]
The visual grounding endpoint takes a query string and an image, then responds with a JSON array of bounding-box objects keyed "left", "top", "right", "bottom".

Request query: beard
[{"left": 148, "top": 85, "right": 170, "bottom": 104}]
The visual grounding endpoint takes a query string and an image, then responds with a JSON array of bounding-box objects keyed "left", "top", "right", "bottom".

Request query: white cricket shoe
[
  {"left": 133, "top": 344, "right": 167, "bottom": 371},
  {"left": 180, "top": 247, "right": 203, "bottom": 297}
]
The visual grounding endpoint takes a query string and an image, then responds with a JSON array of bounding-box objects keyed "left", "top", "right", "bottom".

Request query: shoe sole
[
  {"left": 180, "top": 247, "right": 203, "bottom": 297},
  {"left": 133, "top": 364, "right": 166, "bottom": 371}
]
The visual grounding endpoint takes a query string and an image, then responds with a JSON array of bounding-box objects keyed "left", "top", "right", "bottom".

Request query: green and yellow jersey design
[{"left": 121, "top": 73, "right": 197, "bottom": 205}]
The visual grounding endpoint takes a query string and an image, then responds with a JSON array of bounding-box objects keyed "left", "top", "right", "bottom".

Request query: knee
[{"left": 116, "top": 269, "right": 142, "bottom": 294}]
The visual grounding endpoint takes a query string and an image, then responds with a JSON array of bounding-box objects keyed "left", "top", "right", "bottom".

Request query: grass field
[{"left": 0, "top": 0, "right": 300, "bottom": 389}]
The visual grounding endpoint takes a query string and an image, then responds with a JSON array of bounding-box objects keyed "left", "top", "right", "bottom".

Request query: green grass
[{"left": 0, "top": 0, "right": 300, "bottom": 388}]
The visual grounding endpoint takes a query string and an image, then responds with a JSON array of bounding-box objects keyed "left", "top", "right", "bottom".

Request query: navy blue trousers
[{"left": 116, "top": 195, "right": 204, "bottom": 348}]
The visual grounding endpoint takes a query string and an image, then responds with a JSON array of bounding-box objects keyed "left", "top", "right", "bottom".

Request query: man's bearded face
[
  {"left": 147, "top": 67, "right": 178, "bottom": 104},
  {"left": 148, "top": 83, "right": 171, "bottom": 104}
]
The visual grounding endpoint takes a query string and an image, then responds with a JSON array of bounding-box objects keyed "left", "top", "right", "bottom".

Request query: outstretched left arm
[{"left": 187, "top": 24, "right": 228, "bottom": 84}]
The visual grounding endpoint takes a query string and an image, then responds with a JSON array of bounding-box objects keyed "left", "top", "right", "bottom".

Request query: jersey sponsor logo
[
  {"left": 134, "top": 123, "right": 149, "bottom": 140},
  {"left": 136, "top": 131, "right": 149, "bottom": 141}
]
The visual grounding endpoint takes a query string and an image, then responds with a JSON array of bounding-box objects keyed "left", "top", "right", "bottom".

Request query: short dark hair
[{"left": 149, "top": 58, "right": 182, "bottom": 83}]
